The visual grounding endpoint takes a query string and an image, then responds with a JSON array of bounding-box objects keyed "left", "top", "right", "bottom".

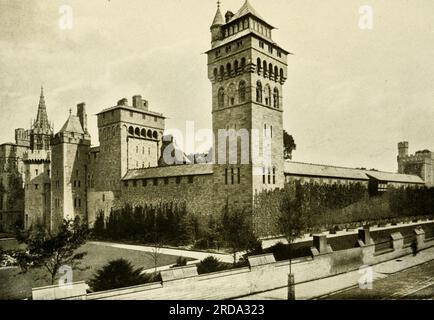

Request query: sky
[{"left": 0, "top": 0, "right": 433, "bottom": 172}]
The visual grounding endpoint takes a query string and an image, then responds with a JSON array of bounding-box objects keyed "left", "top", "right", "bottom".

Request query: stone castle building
[
  {"left": 397, "top": 141, "right": 434, "bottom": 187},
  {"left": 0, "top": 1, "right": 427, "bottom": 233}
]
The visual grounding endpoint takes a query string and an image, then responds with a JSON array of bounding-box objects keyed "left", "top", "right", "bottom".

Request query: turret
[
  {"left": 210, "top": 2, "right": 224, "bottom": 44},
  {"left": 398, "top": 141, "right": 409, "bottom": 158}
]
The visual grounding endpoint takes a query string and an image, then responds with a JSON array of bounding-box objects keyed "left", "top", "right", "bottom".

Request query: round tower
[{"left": 398, "top": 141, "right": 409, "bottom": 157}]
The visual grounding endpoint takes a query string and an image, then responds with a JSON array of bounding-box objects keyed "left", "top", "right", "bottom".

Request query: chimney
[
  {"left": 117, "top": 98, "right": 128, "bottom": 106},
  {"left": 77, "top": 103, "right": 88, "bottom": 133},
  {"left": 132, "top": 95, "right": 142, "bottom": 108},
  {"left": 132, "top": 95, "right": 149, "bottom": 111}
]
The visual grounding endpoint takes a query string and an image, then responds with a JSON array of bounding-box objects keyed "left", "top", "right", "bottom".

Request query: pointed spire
[
  {"left": 33, "top": 85, "right": 52, "bottom": 134},
  {"left": 211, "top": 1, "right": 224, "bottom": 27},
  {"left": 38, "top": 85, "right": 46, "bottom": 109}
]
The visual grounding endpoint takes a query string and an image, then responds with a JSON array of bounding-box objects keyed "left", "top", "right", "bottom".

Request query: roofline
[
  {"left": 96, "top": 105, "right": 166, "bottom": 119},
  {"left": 227, "top": 12, "right": 275, "bottom": 30},
  {"left": 205, "top": 31, "right": 291, "bottom": 55},
  {"left": 284, "top": 172, "right": 369, "bottom": 181}
]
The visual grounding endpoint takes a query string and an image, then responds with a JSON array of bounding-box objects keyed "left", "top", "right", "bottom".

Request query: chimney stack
[
  {"left": 132, "top": 95, "right": 149, "bottom": 111},
  {"left": 77, "top": 102, "right": 88, "bottom": 133}
]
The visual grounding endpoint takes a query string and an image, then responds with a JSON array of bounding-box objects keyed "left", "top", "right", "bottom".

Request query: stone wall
[
  {"left": 50, "top": 227, "right": 434, "bottom": 301},
  {"left": 118, "top": 173, "right": 216, "bottom": 217}
]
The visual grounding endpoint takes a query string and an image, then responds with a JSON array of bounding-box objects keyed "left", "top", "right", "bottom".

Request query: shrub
[
  {"left": 172, "top": 256, "right": 188, "bottom": 268},
  {"left": 193, "top": 239, "right": 209, "bottom": 250},
  {"left": 196, "top": 256, "right": 225, "bottom": 274},
  {"left": 89, "top": 258, "right": 157, "bottom": 292}
]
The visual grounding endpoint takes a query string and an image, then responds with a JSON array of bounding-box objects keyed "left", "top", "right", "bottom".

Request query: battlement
[{"left": 23, "top": 150, "right": 51, "bottom": 163}]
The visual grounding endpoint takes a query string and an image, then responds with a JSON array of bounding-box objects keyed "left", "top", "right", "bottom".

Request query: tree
[
  {"left": 14, "top": 219, "right": 89, "bottom": 285},
  {"left": 220, "top": 206, "right": 258, "bottom": 264},
  {"left": 92, "top": 211, "right": 105, "bottom": 239},
  {"left": 89, "top": 258, "right": 159, "bottom": 292},
  {"left": 279, "top": 188, "right": 307, "bottom": 300},
  {"left": 283, "top": 131, "right": 296, "bottom": 160}
]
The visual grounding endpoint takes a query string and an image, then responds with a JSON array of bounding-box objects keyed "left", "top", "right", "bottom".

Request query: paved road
[{"left": 322, "top": 259, "right": 434, "bottom": 300}]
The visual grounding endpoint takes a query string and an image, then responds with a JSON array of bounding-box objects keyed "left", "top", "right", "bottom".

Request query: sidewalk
[
  {"left": 237, "top": 246, "right": 434, "bottom": 300},
  {"left": 89, "top": 241, "right": 235, "bottom": 264}
]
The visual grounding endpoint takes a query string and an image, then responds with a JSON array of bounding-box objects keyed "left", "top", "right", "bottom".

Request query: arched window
[
  {"left": 218, "top": 87, "right": 225, "bottom": 108},
  {"left": 220, "top": 65, "right": 225, "bottom": 78},
  {"left": 234, "top": 60, "right": 239, "bottom": 73},
  {"left": 268, "top": 63, "right": 273, "bottom": 78},
  {"left": 263, "top": 61, "right": 267, "bottom": 75},
  {"left": 257, "top": 58, "right": 261, "bottom": 74},
  {"left": 141, "top": 128, "right": 146, "bottom": 137},
  {"left": 147, "top": 130, "right": 152, "bottom": 138},
  {"left": 273, "top": 88, "right": 279, "bottom": 108},
  {"left": 239, "top": 81, "right": 246, "bottom": 103},
  {"left": 274, "top": 66, "right": 279, "bottom": 81},
  {"left": 135, "top": 127, "right": 140, "bottom": 136},
  {"left": 280, "top": 68, "right": 284, "bottom": 81},
  {"left": 128, "top": 126, "right": 134, "bottom": 135},
  {"left": 153, "top": 131, "right": 158, "bottom": 139},
  {"left": 213, "top": 68, "right": 218, "bottom": 80},
  {"left": 240, "top": 57, "right": 246, "bottom": 70},
  {"left": 256, "top": 81, "right": 262, "bottom": 103},
  {"left": 228, "top": 83, "right": 236, "bottom": 106},
  {"left": 226, "top": 63, "right": 232, "bottom": 76},
  {"left": 264, "top": 84, "right": 271, "bottom": 106}
]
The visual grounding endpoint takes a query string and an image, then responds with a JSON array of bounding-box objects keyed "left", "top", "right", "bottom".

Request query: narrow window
[
  {"left": 153, "top": 178, "right": 158, "bottom": 186},
  {"left": 188, "top": 176, "right": 194, "bottom": 184},
  {"left": 176, "top": 177, "right": 181, "bottom": 184},
  {"left": 273, "top": 168, "right": 276, "bottom": 184},
  {"left": 263, "top": 167, "right": 266, "bottom": 184},
  {"left": 231, "top": 168, "right": 234, "bottom": 185},
  {"left": 237, "top": 168, "right": 241, "bottom": 184},
  {"left": 268, "top": 168, "right": 271, "bottom": 184},
  {"left": 225, "top": 168, "right": 228, "bottom": 185},
  {"left": 142, "top": 179, "right": 147, "bottom": 187},
  {"left": 164, "top": 178, "right": 169, "bottom": 185}
]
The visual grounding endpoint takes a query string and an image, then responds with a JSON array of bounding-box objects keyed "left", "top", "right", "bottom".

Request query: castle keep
[{"left": 0, "top": 1, "right": 427, "bottom": 233}]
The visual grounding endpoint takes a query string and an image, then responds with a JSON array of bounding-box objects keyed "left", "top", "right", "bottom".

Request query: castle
[{"left": 0, "top": 1, "right": 427, "bottom": 233}]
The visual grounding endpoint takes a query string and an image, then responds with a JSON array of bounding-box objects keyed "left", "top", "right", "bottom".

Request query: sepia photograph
[{"left": 0, "top": 0, "right": 434, "bottom": 309}]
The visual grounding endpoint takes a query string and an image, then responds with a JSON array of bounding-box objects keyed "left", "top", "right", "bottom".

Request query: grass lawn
[{"left": 0, "top": 242, "right": 192, "bottom": 300}]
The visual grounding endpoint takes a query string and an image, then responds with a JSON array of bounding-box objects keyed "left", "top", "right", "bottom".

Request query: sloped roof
[
  {"left": 365, "top": 171, "right": 424, "bottom": 184},
  {"left": 230, "top": 0, "right": 272, "bottom": 27},
  {"left": 284, "top": 161, "right": 369, "bottom": 180},
  {"left": 211, "top": 7, "right": 224, "bottom": 26},
  {"left": 284, "top": 161, "right": 425, "bottom": 184},
  {"left": 122, "top": 164, "right": 213, "bottom": 180},
  {"left": 59, "top": 115, "right": 84, "bottom": 134}
]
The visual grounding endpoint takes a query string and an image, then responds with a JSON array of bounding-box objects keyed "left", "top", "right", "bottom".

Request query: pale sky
[{"left": 1, "top": 0, "right": 433, "bottom": 172}]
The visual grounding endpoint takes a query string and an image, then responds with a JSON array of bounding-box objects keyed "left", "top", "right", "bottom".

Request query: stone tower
[
  {"left": 50, "top": 106, "right": 91, "bottom": 231},
  {"left": 29, "top": 86, "right": 53, "bottom": 151},
  {"left": 23, "top": 88, "right": 53, "bottom": 230},
  {"left": 207, "top": 0, "right": 289, "bottom": 212},
  {"left": 86, "top": 96, "right": 165, "bottom": 224}
]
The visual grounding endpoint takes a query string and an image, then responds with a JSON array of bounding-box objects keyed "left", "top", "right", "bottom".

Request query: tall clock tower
[{"left": 207, "top": 0, "right": 289, "bottom": 211}]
